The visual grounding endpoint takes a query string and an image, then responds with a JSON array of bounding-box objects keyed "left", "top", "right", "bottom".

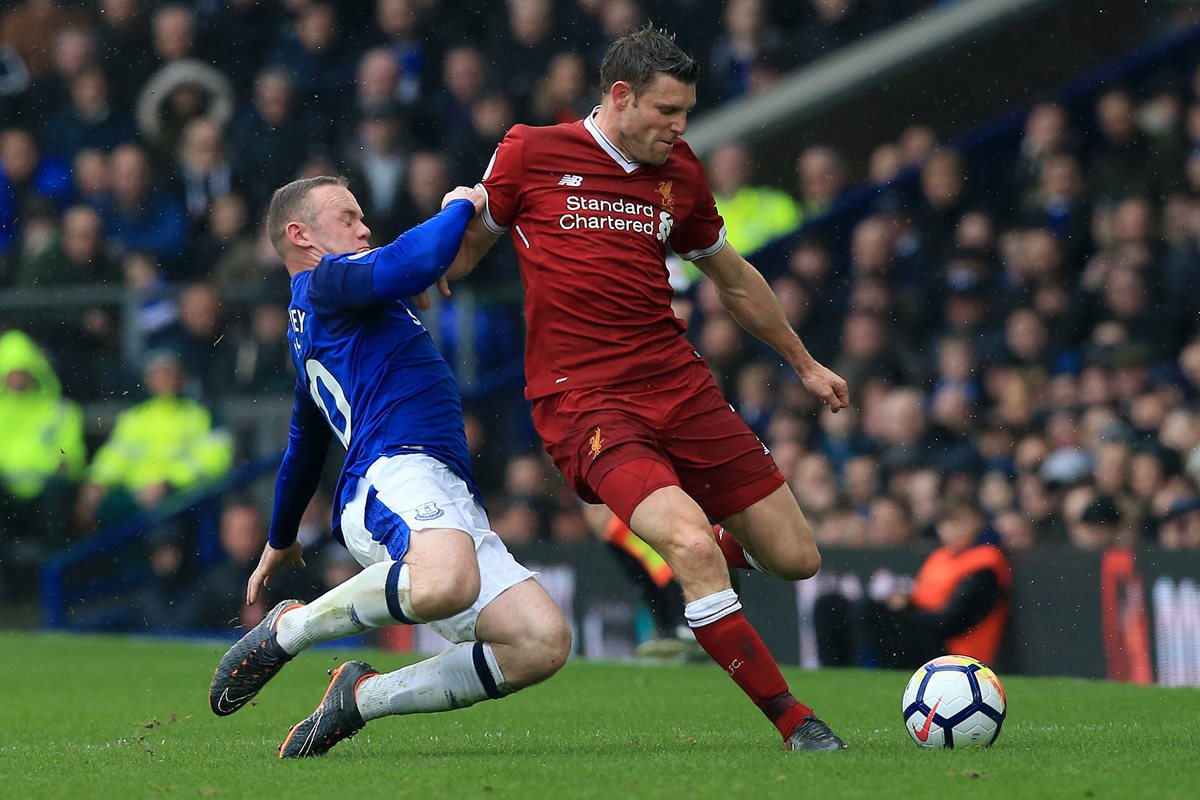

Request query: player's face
[
  {"left": 620, "top": 74, "right": 696, "bottom": 166},
  {"left": 304, "top": 185, "right": 372, "bottom": 256}
]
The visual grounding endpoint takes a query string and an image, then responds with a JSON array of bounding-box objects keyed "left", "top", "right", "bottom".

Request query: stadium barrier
[{"left": 460, "top": 543, "right": 1199, "bottom": 686}]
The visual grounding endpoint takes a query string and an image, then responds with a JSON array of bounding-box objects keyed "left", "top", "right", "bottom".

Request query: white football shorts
[{"left": 339, "top": 452, "right": 535, "bottom": 643}]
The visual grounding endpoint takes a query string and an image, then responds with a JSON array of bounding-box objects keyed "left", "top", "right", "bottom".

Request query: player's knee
[
  {"left": 661, "top": 523, "right": 726, "bottom": 582},
  {"left": 772, "top": 539, "right": 821, "bottom": 581},
  {"left": 526, "top": 613, "right": 573, "bottom": 681},
  {"left": 416, "top": 561, "right": 481, "bottom": 619}
]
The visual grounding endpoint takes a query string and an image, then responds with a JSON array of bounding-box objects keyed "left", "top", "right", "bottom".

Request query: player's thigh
[
  {"left": 339, "top": 452, "right": 483, "bottom": 579},
  {"left": 404, "top": 527, "right": 480, "bottom": 606},
  {"left": 719, "top": 483, "right": 820, "bottom": 580},
  {"left": 659, "top": 365, "right": 786, "bottom": 523},
  {"left": 625, "top": 483, "right": 730, "bottom": 599},
  {"left": 424, "top": 521, "right": 537, "bottom": 645}
]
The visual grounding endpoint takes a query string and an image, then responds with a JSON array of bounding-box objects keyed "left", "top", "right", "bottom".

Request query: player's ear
[
  {"left": 609, "top": 80, "right": 634, "bottom": 110},
  {"left": 284, "top": 220, "right": 309, "bottom": 249}
]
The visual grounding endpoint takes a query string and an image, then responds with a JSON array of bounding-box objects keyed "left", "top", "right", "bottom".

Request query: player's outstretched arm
[
  {"left": 441, "top": 207, "right": 502, "bottom": 286},
  {"left": 693, "top": 243, "right": 849, "bottom": 413}
]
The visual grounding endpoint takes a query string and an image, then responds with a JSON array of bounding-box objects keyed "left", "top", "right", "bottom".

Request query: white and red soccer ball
[{"left": 902, "top": 655, "right": 1006, "bottom": 748}]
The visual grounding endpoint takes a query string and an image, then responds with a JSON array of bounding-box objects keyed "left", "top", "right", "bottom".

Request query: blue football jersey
[{"left": 268, "top": 199, "right": 478, "bottom": 547}]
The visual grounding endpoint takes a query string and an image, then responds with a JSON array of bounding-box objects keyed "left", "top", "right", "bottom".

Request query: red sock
[
  {"left": 712, "top": 525, "right": 754, "bottom": 571},
  {"left": 690, "top": 609, "right": 813, "bottom": 737}
]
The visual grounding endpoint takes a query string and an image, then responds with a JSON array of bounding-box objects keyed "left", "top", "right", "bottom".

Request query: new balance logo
[{"left": 558, "top": 174, "right": 584, "bottom": 186}]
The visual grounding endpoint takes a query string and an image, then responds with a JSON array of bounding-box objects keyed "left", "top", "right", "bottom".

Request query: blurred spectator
[
  {"left": 198, "top": 0, "right": 282, "bottom": 92},
  {"left": 229, "top": 69, "right": 327, "bottom": 210},
  {"left": 17, "top": 204, "right": 117, "bottom": 287},
  {"left": 501, "top": 452, "right": 558, "bottom": 540},
  {"left": 817, "top": 499, "right": 1012, "bottom": 669},
  {"left": 70, "top": 147, "right": 108, "bottom": 205},
  {"left": 795, "top": 145, "right": 847, "bottom": 217},
  {"left": 230, "top": 302, "right": 294, "bottom": 397},
  {"left": 391, "top": 149, "right": 452, "bottom": 233},
  {"left": 92, "top": 143, "right": 188, "bottom": 268},
  {"left": 135, "top": 58, "right": 235, "bottom": 159},
  {"left": 342, "top": 100, "right": 409, "bottom": 244},
  {"left": 429, "top": 45, "right": 487, "bottom": 137},
  {"left": 1011, "top": 101, "right": 1076, "bottom": 202},
  {"left": 446, "top": 91, "right": 516, "bottom": 187},
  {"left": 706, "top": 139, "right": 800, "bottom": 258},
  {"left": 1158, "top": 496, "right": 1200, "bottom": 549},
  {"left": 0, "top": 330, "right": 85, "bottom": 598},
  {"left": 39, "top": 66, "right": 138, "bottom": 161},
  {"left": 707, "top": 0, "right": 788, "bottom": 103},
  {"left": 487, "top": 0, "right": 562, "bottom": 114},
  {"left": 23, "top": 26, "right": 95, "bottom": 124},
  {"left": 793, "top": 0, "right": 881, "bottom": 65},
  {"left": 160, "top": 280, "right": 232, "bottom": 400},
  {"left": 137, "top": 526, "right": 205, "bottom": 631},
  {"left": 75, "top": 352, "right": 233, "bottom": 531},
  {"left": 865, "top": 495, "right": 917, "bottom": 547},
  {"left": 197, "top": 499, "right": 270, "bottom": 631},
  {"left": 267, "top": 2, "right": 357, "bottom": 124},
  {"left": 151, "top": 3, "right": 201, "bottom": 67},
  {"left": 1090, "top": 87, "right": 1155, "bottom": 202},
  {"left": 917, "top": 149, "right": 972, "bottom": 255},
  {"left": 530, "top": 52, "right": 591, "bottom": 126},
  {"left": 202, "top": 194, "right": 266, "bottom": 289},
  {"left": 174, "top": 118, "right": 243, "bottom": 241},
  {"left": 351, "top": 47, "right": 404, "bottom": 122},
  {"left": 0, "top": 0, "right": 88, "bottom": 80},
  {"left": 372, "top": 0, "right": 435, "bottom": 107},
  {"left": 0, "top": 126, "right": 71, "bottom": 280},
  {"left": 94, "top": 0, "right": 155, "bottom": 112}
]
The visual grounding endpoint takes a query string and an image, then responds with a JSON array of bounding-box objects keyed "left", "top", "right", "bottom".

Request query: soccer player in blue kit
[{"left": 208, "top": 176, "right": 571, "bottom": 758}]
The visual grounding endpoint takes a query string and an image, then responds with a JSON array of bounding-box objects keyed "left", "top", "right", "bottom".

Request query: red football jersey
[{"left": 480, "top": 112, "right": 727, "bottom": 399}]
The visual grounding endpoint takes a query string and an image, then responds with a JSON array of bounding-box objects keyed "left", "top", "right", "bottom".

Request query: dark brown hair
[{"left": 599, "top": 25, "right": 698, "bottom": 96}]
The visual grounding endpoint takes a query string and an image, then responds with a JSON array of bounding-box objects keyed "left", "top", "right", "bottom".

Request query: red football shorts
[{"left": 531, "top": 360, "right": 785, "bottom": 524}]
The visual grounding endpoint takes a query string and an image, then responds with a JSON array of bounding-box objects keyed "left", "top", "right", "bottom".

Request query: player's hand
[
  {"left": 246, "top": 541, "right": 305, "bottom": 605},
  {"left": 796, "top": 361, "right": 850, "bottom": 413},
  {"left": 407, "top": 290, "right": 432, "bottom": 311},
  {"left": 436, "top": 276, "right": 451, "bottom": 298},
  {"left": 442, "top": 185, "right": 484, "bottom": 215}
]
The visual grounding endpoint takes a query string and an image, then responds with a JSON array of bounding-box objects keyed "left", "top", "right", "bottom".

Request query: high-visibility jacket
[
  {"left": 908, "top": 543, "right": 1012, "bottom": 665},
  {"left": 89, "top": 395, "right": 233, "bottom": 492},
  {"left": 0, "top": 330, "right": 85, "bottom": 498}
]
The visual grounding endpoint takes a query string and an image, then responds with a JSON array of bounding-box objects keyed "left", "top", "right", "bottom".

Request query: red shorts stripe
[{"left": 531, "top": 360, "right": 785, "bottom": 524}]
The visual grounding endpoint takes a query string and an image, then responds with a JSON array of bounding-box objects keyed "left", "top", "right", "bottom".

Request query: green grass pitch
[{"left": 2, "top": 631, "right": 1199, "bottom": 800}]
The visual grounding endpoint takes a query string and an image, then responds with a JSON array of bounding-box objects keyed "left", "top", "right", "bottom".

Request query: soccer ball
[{"left": 901, "top": 655, "right": 1006, "bottom": 748}]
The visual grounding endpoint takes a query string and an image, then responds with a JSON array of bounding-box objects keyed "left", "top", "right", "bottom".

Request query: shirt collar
[{"left": 583, "top": 106, "right": 641, "bottom": 174}]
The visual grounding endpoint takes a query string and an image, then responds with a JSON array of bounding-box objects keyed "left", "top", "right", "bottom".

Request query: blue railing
[{"left": 40, "top": 454, "right": 282, "bottom": 629}]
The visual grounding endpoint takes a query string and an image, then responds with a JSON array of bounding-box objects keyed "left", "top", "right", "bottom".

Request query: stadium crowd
[{"left": 1, "top": 0, "right": 1199, "bottom": 631}]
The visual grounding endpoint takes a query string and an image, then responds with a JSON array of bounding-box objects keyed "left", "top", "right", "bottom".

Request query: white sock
[
  {"left": 683, "top": 588, "right": 742, "bottom": 629},
  {"left": 276, "top": 560, "right": 424, "bottom": 655},
  {"left": 355, "top": 641, "right": 513, "bottom": 722}
]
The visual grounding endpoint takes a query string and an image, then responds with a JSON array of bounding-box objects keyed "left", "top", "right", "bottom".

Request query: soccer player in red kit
[{"left": 443, "top": 26, "right": 849, "bottom": 751}]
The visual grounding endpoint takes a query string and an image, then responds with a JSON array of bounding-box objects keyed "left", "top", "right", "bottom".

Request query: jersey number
[{"left": 305, "top": 358, "right": 352, "bottom": 447}]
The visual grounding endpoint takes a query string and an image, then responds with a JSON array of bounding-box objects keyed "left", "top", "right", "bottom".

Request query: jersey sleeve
[
  {"left": 668, "top": 148, "right": 728, "bottom": 261},
  {"left": 479, "top": 124, "right": 528, "bottom": 234},
  {"left": 267, "top": 380, "right": 332, "bottom": 549},
  {"left": 308, "top": 199, "right": 475, "bottom": 312}
]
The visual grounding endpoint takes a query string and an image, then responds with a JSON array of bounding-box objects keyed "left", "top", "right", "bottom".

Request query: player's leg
[
  {"left": 626, "top": 365, "right": 842, "bottom": 750},
  {"left": 273, "top": 526, "right": 479, "bottom": 653},
  {"left": 717, "top": 485, "right": 822, "bottom": 582},
  {"left": 281, "top": 473, "right": 568, "bottom": 758},
  {"left": 599, "top": 468, "right": 842, "bottom": 751},
  {"left": 211, "top": 455, "right": 481, "bottom": 717}
]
